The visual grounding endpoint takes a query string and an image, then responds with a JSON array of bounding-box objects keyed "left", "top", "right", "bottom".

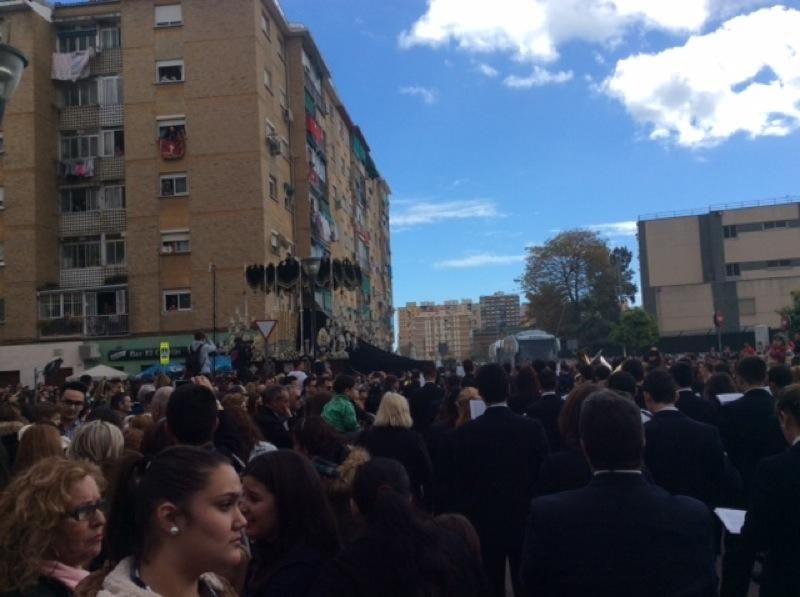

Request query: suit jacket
[
  {"left": 526, "top": 392, "right": 563, "bottom": 451},
  {"left": 644, "top": 409, "right": 726, "bottom": 507},
  {"left": 676, "top": 389, "right": 720, "bottom": 427},
  {"left": 450, "top": 406, "right": 548, "bottom": 539},
  {"left": 255, "top": 408, "right": 292, "bottom": 450},
  {"left": 537, "top": 447, "right": 591, "bottom": 495},
  {"left": 521, "top": 474, "right": 716, "bottom": 597},
  {"left": 741, "top": 442, "right": 800, "bottom": 597},
  {"left": 719, "top": 388, "right": 787, "bottom": 502},
  {"left": 408, "top": 382, "right": 444, "bottom": 434}
]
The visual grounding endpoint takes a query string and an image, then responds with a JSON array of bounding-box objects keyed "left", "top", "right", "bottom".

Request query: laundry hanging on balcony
[
  {"left": 159, "top": 136, "right": 186, "bottom": 160},
  {"left": 60, "top": 158, "right": 95, "bottom": 179},
  {"left": 306, "top": 114, "right": 324, "bottom": 145},
  {"left": 51, "top": 47, "right": 95, "bottom": 82}
]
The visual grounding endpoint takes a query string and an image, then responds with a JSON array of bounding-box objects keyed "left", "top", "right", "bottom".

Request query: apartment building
[
  {"left": 0, "top": 0, "right": 392, "bottom": 382},
  {"left": 397, "top": 300, "right": 478, "bottom": 361},
  {"left": 479, "top": 291, "right": 520, "bottom": 333},
  {"left": 638, "top": 198, "right": 800, "bottom": 345}
]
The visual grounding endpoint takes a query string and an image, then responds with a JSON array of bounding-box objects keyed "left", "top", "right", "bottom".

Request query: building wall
[
  {"left": 644, "top": 217, "right": 704, "bottom": 287},
  {"left": 398, "top": 301, "right": 475, "bottom": 361}
]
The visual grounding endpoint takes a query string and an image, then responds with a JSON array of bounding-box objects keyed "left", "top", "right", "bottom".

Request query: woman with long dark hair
[
  {"left": 77, "top": 446, "right": 243, "bottom": 596},
  {"left": 315, "top": 458, "right": 489, "bottom": 597},
  {"left": 240, "top": 450, "right": 340, "bottom": 597}
]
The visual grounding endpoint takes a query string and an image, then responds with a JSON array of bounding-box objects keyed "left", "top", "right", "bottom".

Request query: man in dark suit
[
  {"left": 255, "top": 384, "right": 293, "bottom": 449},
  {"left": 643, "top": 368, "right": 726, "bottom": 508},
  {"left": 408, "top": 364, "right": 444, "bottom": 434},
  {"left": 671, "top": 361, "right": 719, "bottom": 426},
  {"left": 451, "top": 363, "right": 549, "bottom": 597},
  {"left": 521, "top": 390, "right": 715, "bottom": 597},
  {"left": 526, "top": 368, "right": 562, "bottom": 451},
  {"left": 739, "top": 386, "right": 800, "bottom": 597},
  {"left": 720, "top": 357, "right": 787, "bottom": 501}
]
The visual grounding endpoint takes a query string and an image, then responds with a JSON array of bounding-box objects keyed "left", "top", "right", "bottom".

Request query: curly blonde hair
[{"left": 0, "top": 456, "right": 104, "bottom": 592}]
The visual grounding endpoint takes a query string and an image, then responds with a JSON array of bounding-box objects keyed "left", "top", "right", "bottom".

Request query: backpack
[{"left": 185, "top": 344, "right": 202, "bottom": 374}]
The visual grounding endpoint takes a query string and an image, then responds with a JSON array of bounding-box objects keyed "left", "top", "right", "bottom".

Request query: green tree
[
  {"left": 518, "top": 229, "right": 637, "bottom": 347},
  {"left": 610, "top": 308, "right": 659, "bottom": 355}
]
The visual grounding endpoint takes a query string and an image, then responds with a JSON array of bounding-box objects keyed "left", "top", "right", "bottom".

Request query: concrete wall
[{"left": 644, "top": 217, "right": 703, "bottom": 287}]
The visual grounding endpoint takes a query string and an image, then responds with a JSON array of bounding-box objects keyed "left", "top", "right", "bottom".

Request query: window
[
  {"left": 155, "top": 4, "right": 182, "bottom": 27},
  {"left": 57, "top": 27, "right": 97, "bottom": 53},
  {"left": 61, "top": 187, "right": 99, "bottom": 212},
  {"left": 61, "top": 133, "right": 98, "bottom": 160},
  {"left": 263, "top": 68, "right": 272, "bottom": 90},
  {"left": 158, "top": 118, "right": 186, "bottom": 140},
  {"left": 100, "top": 129, "right": 125, "bottom": 157},
  {"left": 0, "top": 298, "right": 4, "bottom": 323},
  {"left": 725, "top": 263, "right": 741, "bottom": 277},
  {"left": 105, "top": 235, "right": 126, "bottom": 265},
  {"left": 157, "top": 59, "right": 184, "bottom": 83},
  {"left": 99, "top": 27, "right": 120, "bottom": 50},
  {"left": 764, "top": 221, "right": 775, "bottom": 230},
  {"left": 738, "top": 298, "right": 756, "bottom": 316},
  {"left": 99, "top": 76, "right": 122, "bottom": 105},
  {"left": 62, "top": 238, "right": 101, "bottom": 269},
  {"left": 269, "top": 175, "right": 278, "bottom": 200},
  {"left": 723, "top": 225, "right": 737, "bottom": 239},
  {"left": 0, "top": 134, "right": 5, "bottom": 155},
  {"left": 277, "top": 35, "right": 284, "bottom": 61},
  {"left": 163, "top": 289, "right": 191, "bottom": 312},
  {"left": 0, "top": 243, "right": 4, "bottom": 266},
  {"left": 767, "top": 259, "right": 791, "bottom": 268},
  {"left": 270, "top": 231, "right": 280, "bottom": 255},
  {"left": 160, "top": 173, "right": 188, "bottom": 196},
  {"left": 280, "top": 87, "right": 287, "bottom": 108},
  {"left": 64, "top": 80, "right": 98, "bottom": 107},
  {"left": 160, "top": 230, "right": 190, "bottom": 254},
  {"left": 102, "top": 186, "right": 125, "bottom": 209},
  {"left": 0, "top": 187, "right": 4, "bottom": 209},
  {"left": 261, "top": 13, "right": 271, "bottom": 38}
]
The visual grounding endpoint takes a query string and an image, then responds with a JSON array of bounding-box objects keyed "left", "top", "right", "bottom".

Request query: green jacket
[{"left": 322, "top": 394, "right": 359, "bottom": 434}]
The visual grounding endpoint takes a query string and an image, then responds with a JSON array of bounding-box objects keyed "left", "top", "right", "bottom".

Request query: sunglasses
[{"left": 66, "top": 499, "right": 107, "bottom": 522}]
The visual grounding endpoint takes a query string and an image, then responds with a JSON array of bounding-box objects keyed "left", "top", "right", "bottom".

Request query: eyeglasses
[{"left": 65, "top": 499, "right": 107, "bottom": 522}]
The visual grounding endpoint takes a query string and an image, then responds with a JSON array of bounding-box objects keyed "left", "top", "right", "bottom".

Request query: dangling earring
[{"left": 169, "top": 526, "right": 180, "bottom": 536}]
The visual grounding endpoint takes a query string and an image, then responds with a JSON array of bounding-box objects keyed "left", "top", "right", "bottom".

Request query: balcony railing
[
  {"left": 59, "top": 156, "right": 125, "bottom": 182},
  {"left": 96, "top": 156, "right": 125, "bottom": 180},
  {"left": 39, "top": 314, "right": 129, "bottom": 338},
  {"left": 60, "top": 208, "right": 127, "bottom": 236},
  {"left": 60, "top": 264, "right": 127, "bottom": 288},
  {"left": 89, "top": 47, "right": 122, "bottom": 76},
  {"left": 60, "top": 105, "right": 99, "bottom": 130}
]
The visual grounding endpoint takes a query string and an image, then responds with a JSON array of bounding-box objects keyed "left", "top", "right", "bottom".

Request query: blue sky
[
  {"left": 60, "top": 0, "right": 800, "bottom": 311},
  {"left": 277, "top": 0, "right": 800, "bottom": 310}
]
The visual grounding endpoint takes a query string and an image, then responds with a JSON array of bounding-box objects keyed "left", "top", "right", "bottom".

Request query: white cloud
[
  {"left": 391, "top": 199, "right": 502, "bottom": 227},
  {"left": 399, "top": 0, "right": 744, "bottom": 64},
  {"left": 504, "top": 66, "right": 573, "bottom": 88},
  {"left": 587, "top": 220, "right": 638, "bottom": 237},
  {"left": 434, "top": 253, "right": 526, "bottom": 269},
  {"left": 399, "top": 85, "right": 439, "bottom": 104},
  {"left": 477, "top": 62, "right": 500, "bottom": 77},
  {"left": 603, "top": 6, "right": 800, "bottom": 147}
]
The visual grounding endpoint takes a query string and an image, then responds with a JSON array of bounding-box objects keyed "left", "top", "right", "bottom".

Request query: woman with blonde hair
[
  {"left": 67, "top": 421, "right": 124, "bottom": 478},
  {"left": 0, "top": 457, "right": 106, "bottom": 595},
  {"left": 357, "top": 392, "right": 434, "bottom": 510},
  {"left": 15, "top": 423, "right": 64, "bottom": 474}
]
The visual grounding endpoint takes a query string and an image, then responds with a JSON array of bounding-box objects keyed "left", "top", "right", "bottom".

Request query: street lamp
[
  {"left": 301, "top": 257, "right": 322, "bottom": 357},
  {"left": 0, "top": 44, "right": 28, "bottom": 127}
]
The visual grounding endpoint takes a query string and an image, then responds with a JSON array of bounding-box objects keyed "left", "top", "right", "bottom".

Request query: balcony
[
  {"left": 60, "top": 208, "right": 126, "bottom": 237},
  {"left": 96, "top": 156, "right": 124, "bottom": 180},
  {"left": 60, "top": 105, "right": 99, "bottom": 129},
  {"left": 39, "top": 314, "right": 129, "bottom": 338},
  {"left": 60, "top": 264, "right": 127, "bottom": 288},
  {"left": 59, "top": 156, "right": 125, "bottom": 182},
  {"left": 89, "top": 47, "right": 121, "bottom": 76},
  {"left": 38, "top": 286, "right": 129, "bottom": 338}
]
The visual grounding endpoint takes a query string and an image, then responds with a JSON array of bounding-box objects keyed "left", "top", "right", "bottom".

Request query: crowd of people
[{"left": 0, "top": 347, "right": 797, "bottom": 597}]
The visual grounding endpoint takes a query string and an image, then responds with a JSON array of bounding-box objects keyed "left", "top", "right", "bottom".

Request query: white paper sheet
[
  {"left": 717, "top": 393, "right": 744, "bottom": 404},
  {"left": 470, "top": 400, "right": 487, "bottom": 420},
  {"left": 715, "top": 508, "right": 746, "bottom": 535}
]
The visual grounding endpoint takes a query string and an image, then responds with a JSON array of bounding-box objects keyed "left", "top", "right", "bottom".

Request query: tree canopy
[{"left": 518, "top": 229, "right": 637, "bottom": 348}]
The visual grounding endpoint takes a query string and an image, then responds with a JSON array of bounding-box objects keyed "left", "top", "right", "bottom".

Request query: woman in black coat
[{"left": 357, "top": 392, "right": 434, "bottom": 511}]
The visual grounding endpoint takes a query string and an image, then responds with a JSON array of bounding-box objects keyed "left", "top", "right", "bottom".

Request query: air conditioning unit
[
  {"left": 267, "top": 135, "right": 281, "bottom": 156},
  {"left": 283, "top": 108, "right": 293, "bottom": 123},
  {"left": 79, "top": 343, "right": 101, "bottom": 360}
]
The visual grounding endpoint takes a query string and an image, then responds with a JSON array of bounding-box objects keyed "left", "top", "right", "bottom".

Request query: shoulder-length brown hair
[
  {"left": 15, "top": 423, "right": 64, "bottom": 473},
  {"left": 0, "top": 457, "right": 103, "bottom": 592},
  {"left": 558, "top": 383, "right": 600, "bottom": 449}
]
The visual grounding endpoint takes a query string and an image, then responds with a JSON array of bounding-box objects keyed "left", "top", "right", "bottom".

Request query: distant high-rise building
[
  {"left": 397, "top": 300, "right": 478, "bottom": 361},
  {"left": 479, "top": 292, "right": 520, "bottom": 333}
]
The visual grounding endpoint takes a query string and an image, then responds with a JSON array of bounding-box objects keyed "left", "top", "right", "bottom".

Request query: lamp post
[
  {"left": 0, "top": 43, "right": 27, "bottom": 127},
  {"left": 301, "top": 256, "right": 322, "bottom": 357}
]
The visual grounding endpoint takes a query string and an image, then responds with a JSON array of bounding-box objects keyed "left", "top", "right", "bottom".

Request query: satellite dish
[{"left": 43, "top": 358, "right": 63, "bottom": 378}]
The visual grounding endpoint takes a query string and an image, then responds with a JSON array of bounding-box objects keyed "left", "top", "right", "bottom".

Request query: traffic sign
[
  {"left": 159, "top": 342, "right": 170, "bottom": 365},
  {"left": 255, "top": 320, "right": 277, "bottom": 341}
]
